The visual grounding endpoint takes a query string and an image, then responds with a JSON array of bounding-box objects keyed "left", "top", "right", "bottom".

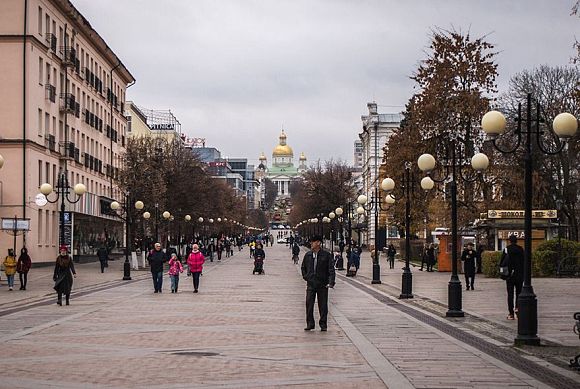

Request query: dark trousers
[
  {"left": 388, "top": 256, "right": 395, "bottom": 269},
  {"left": 192, "top": 271, "right": 201, "bottom": 291},
  {"left": 465, "top": 274, "right": 475, "bottom": 288},
  {"left": 100, "top": 260, "right": 107, "bottom": 273},
  {"left": 57, "top": 292, "right": 70, "bottom": 304},
  {"left": 306, "top": 285, "right": 329, "bottom": 329},
  {"left": 217, "top": 251, "right": 222, "bottom": 260},
  {"left": 19, "top": 272, "right": 28, "bottom": 289},
  {"left": 152, "top": 271, "right": 163, "bottom": 292},
  {"left": 506, "top": 277, "right": 523, "bottom": 315}
]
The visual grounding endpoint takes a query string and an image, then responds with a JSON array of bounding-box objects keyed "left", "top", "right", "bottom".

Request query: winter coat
[
  {"left": 3, "top": 256, "right": 17, "bottom": 276},
  {"left": 253, "top": 248, "right": 266, "bottom": 261},
  {"left": 97, "top": 247, "right": 108, "bottom": 263},
  {"left": 53, "top": 255, "right": 76, "bottom": 294},
  {"left": 148, "top": 249, "right": 167, "bottom": 273},
  {"left": 461, "top": 248, "right": 478, "bottom": 276},
  {"left": 168, "top": 258, "right": 184, "bottom": 276},
  {"left": 500, "top": 243, "right": 525, "bottom": 281},
  {"left": 187, "top": 251, "right": 205, "bottom": 273},
  {"left": 349, "top": 250, "right": 361, "bottom": 269},
  {"left": 16, "top": 253, "right": 32, "bottom": 274},
  {"left": 301, "top": 249, "right": 336, "bottom": 288}
]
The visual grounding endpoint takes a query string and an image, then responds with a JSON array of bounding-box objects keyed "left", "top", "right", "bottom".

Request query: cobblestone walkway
[{"left": 0, "top": 245, "right": 575, "bottom": 388}]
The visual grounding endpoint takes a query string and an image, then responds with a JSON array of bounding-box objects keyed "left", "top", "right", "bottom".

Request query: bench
[
  {"left": 556, "top": 255, "right": 579, "bottom": 277},
  {"left": 571, "top": 312, "right": 580, "bottom": 370}
]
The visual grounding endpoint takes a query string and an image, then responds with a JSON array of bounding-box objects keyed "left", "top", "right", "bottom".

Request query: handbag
[{"left": 499, "top": 248, "right": 511, "bottom": 280}]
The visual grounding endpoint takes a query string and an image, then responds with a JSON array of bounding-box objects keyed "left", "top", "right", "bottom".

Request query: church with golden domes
[{"left": 256, "top": 130, "right": 307, "bottom": 198}]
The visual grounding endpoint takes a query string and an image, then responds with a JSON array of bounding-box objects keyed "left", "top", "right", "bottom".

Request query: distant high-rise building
[{"left": 353, "top": 140, "right": 363, "bottom": 169}]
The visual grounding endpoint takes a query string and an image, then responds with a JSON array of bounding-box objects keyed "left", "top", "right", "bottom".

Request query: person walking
[
  {"left": 53, "top": 245, "right": 76, "bottom": 305},
  {"left": 461, "top": 242, "right": 478, "bottom": 290},
  {"left": 187, "top": 244, "right": 205, "bottom": 293},
  {"left": 168, "top": 253, "right": 183, "bottom": 293},
  {"left": 207, "top": 240, "right": 215, "bottom": 262},
  {"left": 347, "top": 247, "right": 360, "bottom": 276},
  {"left": 426, "top": 243, "right": 436, "bottom": 272},
  {"left": 386, "top": 243, "right": 396, "bottom": 269},
  {"left": 16, "top": 247, "right": 32, "bottom": 290},
  {"left": 3, "top": 249, "right": 17, "bottom": 291},
  {"left": 501, "top": 235, "right": 524, "bottom": 320},
  {"left": 292, "top": 242, "right": 300, "bottom": 264},
  {"left": 96, "top": 245, "right": 108, "bottom": 273},
  {"left": 338, "top": 240, "right": 345, "bottom": 257},
  {"left": 147, "top": 243, "right": 167, "bottom": 293},
  {"left": 301, "top": 235, "right": 335, "bottom": 331}
]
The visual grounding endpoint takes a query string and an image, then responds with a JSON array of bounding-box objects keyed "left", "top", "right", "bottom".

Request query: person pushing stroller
[{"left": 253, "top": 242, "right": 266, "bottom": 274}]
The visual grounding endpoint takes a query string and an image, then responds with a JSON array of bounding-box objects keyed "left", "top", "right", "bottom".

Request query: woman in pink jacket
[{"left": 187, "top": 244, "right": 205, "bottom": 293}]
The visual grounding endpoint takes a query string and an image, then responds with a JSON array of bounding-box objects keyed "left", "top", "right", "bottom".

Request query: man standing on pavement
[
  {"left": 301, "top": 235, "right": 335, "bottom": 331},
  {"left": 501, "top": 235, "right": 524, "bottom": 320},
  {"left": 148, "top": 242, "right": 167, "bottom": 293}
]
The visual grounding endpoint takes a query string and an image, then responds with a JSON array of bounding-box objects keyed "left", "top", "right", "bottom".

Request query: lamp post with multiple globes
[{"left": 481, "top": 94, "right": 577, "bottom": 345}]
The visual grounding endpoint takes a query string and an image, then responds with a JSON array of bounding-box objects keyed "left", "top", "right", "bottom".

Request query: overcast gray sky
[{"left": 73, "top": 0, "right": 578, "bottom": 165}]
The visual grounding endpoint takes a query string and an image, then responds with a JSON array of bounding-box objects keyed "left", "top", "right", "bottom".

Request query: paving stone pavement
[{"left": 0, "top": 244, "right": 576, "bottom": 388}]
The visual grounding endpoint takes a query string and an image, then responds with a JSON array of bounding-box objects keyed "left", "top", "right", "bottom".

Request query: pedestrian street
[{"left": 0, "top": 244, "right": 577, "bottom": 388}]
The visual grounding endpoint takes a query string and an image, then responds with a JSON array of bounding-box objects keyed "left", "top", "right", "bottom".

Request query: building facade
[
  {"left": 359, "top": 102, "right": 402, "bottom": 249},
  {"left": 0, "top": 0, "right": 134, "bottom": 262}
]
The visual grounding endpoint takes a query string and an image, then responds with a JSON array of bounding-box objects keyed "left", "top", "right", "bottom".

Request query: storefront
[{"left": 474, "top": 209, "right": 558, "bottom": 251}]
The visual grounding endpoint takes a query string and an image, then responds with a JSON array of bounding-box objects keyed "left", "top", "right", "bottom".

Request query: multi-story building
[
  {"left": 229, "top": 158, "right": 260, "bottom": 210},
  {"left": 0, "top": 0, "right": 135, "bottom": 262},
  {"left": 359, "top": 102, "right": 402, "bottom": 250},
  {"left": 125, "top": 101, "right": 152, "bottom": 138}
]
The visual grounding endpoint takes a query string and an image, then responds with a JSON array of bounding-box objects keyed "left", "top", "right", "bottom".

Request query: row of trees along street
[
  {"left": 290, "top": 27, "right": 578, "bottom": 243},
  {"left": 118, "top": 137, "right": 269, "bottom": 245},
  {"left": 381, "top": 28, "right": 579, "bottom": 242}
]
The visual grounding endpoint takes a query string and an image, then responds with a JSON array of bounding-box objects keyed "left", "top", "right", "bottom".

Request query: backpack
[{"left": 499, "top": 247, "right": 512, "bottom": 280}]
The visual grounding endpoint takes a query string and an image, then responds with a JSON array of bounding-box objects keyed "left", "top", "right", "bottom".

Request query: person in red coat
[{"left": 187, "top": 244, "right": 205, "bottom": 293}]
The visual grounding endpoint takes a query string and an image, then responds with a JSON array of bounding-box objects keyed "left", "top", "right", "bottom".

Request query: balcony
[
  {"left": 46, "top": 134, "right": 56, "bottom": 152},
  {"left": 60, "top": 47, "right": 76, "bottom": 66},
  {"left": 45, "top": 33, "right": 57, "bottom": 52},
  {"left": 61, "top": 141, "right": 75, "bottom": 159},
  {"left": 59, "top": 93, "right": 76, "bottom": 114},
  {"left": 45, "top": 84, "right": 56, "bottom": 103}
]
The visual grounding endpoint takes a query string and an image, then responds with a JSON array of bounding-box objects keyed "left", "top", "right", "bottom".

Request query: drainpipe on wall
[{"left": 22, "top": 0, "right": 28, "bottom": 219}]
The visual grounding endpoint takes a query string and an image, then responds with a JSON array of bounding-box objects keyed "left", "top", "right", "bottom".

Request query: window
[
  {"left": 45, "top": 14, "right": 50, "bottom": 37},
  {"left": 45, "top": 210, "right": 50, "bottom": 245},
  {"left": 46, "top": 63, "right": 51, "bottom": 85},
  {"left": 37, "top": 210, "right": 42, "bottom": 245},
  {"left": 38, "top": 109, "right": 42, "bottom": 136},
  {"left": 38, "top": 7, "right": 42, "bottom": 35},
  {"left": 45, "top": 162, "right": 50, "bottom": 185},
  {"left": 38, "top": 57, "right": 43, "bottom": 85},
  {"left": 52, "top": 211, "right": 57, "bottom": 246},
  {"left": 38, "top": 160, "right": 42, "bottom": 186},
  {"left": 45, "top": 113, "right": 50, "bottom": 136}
]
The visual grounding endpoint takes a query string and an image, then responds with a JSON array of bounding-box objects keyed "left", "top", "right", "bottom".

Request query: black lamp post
[
  {"left": 110, "top": 196, "right": 145, "bottom": 281},
  {"left": 481, "top": 94, "right": 577, "bottom": 345},
  {"left": 418, "top": 140, "right": 489, "bottom": 317},
  {"left": 382, "top": 162, "right": 423, "bottom": 299},
  {"left": 40, "top": 170, "right": 86, "bottom": 249},
  {"left": 356, "top": 177, "right": 394, "bottom": 285}
]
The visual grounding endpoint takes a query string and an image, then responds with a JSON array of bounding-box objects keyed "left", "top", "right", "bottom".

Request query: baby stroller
[{"left": 253, "top": 256, "right": 265, "bottom": 275}]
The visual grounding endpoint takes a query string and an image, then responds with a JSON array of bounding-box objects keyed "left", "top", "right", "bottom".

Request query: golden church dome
[
  {"left": 259, "top": 152, "right": 267, "bottom": 161},
  {"left": 272, "top": 129, "right": 293, "bottom": 157},
  {"left": 299, "top": 152, "right": 306, "bottom": 161}
]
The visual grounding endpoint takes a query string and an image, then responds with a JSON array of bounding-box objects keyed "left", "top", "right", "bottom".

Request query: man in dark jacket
[
  {"left": 96, "top": 246, "right": 109, "bottom": 273},
  {"left": 301, "top": 235, "right": 335, "bottom": 331},
  {"left": 148, "top": 243, "right": 167, "bottom": 293},
  {"left": 501, "top": 235, "right": 524, "bottom": 320}
]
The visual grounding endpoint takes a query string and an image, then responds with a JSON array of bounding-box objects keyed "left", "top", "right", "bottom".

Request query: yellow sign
[{"left": 487, "top": 210, "right": 557, "bottom": 219}]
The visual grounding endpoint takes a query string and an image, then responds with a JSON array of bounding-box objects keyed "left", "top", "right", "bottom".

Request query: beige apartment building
[{"left": 0, "top": 0, "right": 135, "bottom": 262}]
